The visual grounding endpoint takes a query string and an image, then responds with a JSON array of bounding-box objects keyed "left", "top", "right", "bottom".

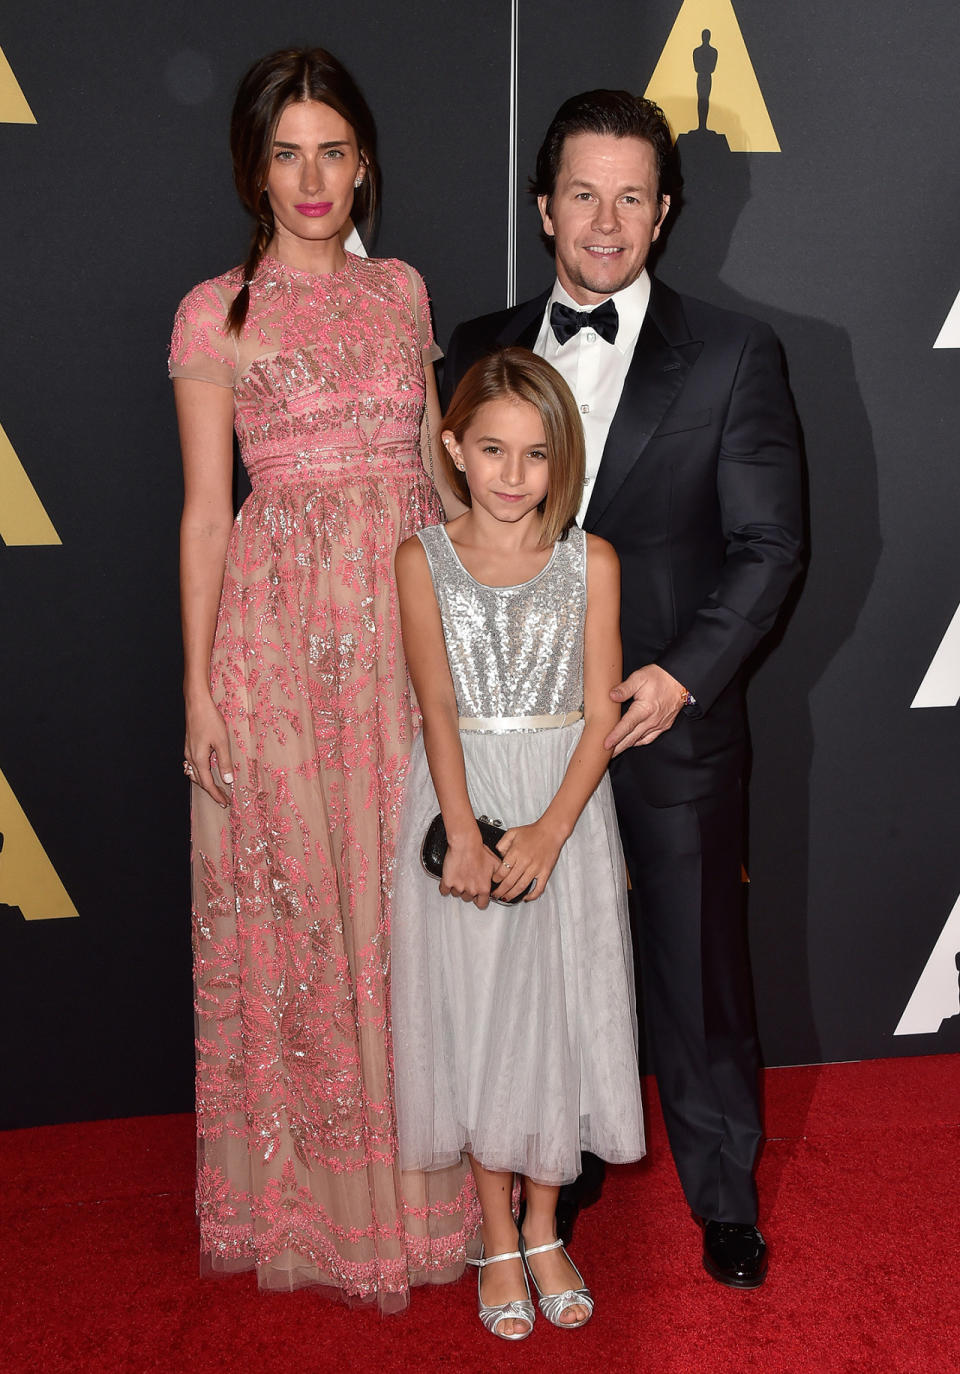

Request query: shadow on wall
[
  {"left": 934, "top": 955, "right": 960, "bottom": 1048},
  {"left": 652, "top": 121, "right": 881, "bottom": 1068}
]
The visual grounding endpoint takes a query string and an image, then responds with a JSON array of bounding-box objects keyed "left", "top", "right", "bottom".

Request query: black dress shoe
[
  {"left": 554, "top": 1155, "right": 605, "bottom": 1244},
  {"left": 554, "top": 1192, "right": 577, "bottom": 1246},
  {"left": 702, "top": 1220, "right": 768, "bottom": 1289}
]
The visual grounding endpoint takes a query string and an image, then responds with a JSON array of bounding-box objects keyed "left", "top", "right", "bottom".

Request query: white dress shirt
[{"left": 533, "top": 270, "right": 651, "bottom": 526}]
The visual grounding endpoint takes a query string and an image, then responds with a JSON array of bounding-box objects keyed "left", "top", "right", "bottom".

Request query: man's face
[{"left": 538, "top": 132, "right": 669, "bottom": 305}]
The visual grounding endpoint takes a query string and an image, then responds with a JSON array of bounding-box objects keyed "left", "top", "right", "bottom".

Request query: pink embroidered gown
[{"left": 169, "top": 252, "right": 477, "bottom": 1310}]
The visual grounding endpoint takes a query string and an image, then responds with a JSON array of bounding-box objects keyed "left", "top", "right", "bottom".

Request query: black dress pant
[{"left": 612, "top": 762, "right": 762, "bottom": 1225}]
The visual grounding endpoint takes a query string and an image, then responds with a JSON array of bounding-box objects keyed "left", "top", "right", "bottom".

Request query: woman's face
[{"left": 264, "top": 100, "right": 364, "bottom": 253}]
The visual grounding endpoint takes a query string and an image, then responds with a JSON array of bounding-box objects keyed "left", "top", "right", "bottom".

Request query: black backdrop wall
[{"left": 2, "top": 2, "right": 958, "bottom": 1128}]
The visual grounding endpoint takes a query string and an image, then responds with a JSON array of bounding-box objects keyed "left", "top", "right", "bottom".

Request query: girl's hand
[
  {"left": 184, "top": 694, "right": 234, "bottom": 808},
  {"left": 440, "top": 833, "right": 501, "bottom": 909},
  {"left": 491, "top": 820, "right": 566, "bottom": 903}
]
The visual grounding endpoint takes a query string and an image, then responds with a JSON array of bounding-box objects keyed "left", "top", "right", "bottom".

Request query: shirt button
[
  {"left": 585, "top": 330, "right": 596, "bottom": 341},
  {"left": 580, "top": 404, "right": 590, "bottom": 414}
]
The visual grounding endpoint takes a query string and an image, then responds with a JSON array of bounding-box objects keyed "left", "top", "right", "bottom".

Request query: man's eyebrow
[
  {"left": 566, "top": 177, "right": 649, "bottom": 192},
  {"left": 272, "top": 139, "right": 351, "bottom": 150}
]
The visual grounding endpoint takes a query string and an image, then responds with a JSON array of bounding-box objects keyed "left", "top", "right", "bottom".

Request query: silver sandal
[
  {"left": 466, "top": 1246, "right": 536, "bottom": 1341},
  {"left": 520, "top": 1236, "right": 594, "bottom": 1329}
]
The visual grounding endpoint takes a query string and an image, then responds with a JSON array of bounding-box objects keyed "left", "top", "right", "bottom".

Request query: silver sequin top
[{"left": 418, "top": 524, "right": 586, "bottom": 723}]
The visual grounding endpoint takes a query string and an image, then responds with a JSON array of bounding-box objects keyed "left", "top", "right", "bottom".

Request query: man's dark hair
[{"left": 530, "top": 89, "right": 677, "bottom": 211}]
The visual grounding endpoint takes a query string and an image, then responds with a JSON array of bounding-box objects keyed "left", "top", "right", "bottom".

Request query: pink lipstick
[{"left": 295, "top": 202, "right": 333, "bottom": 217}]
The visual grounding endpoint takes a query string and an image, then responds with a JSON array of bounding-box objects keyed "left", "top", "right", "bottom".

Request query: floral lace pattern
[{"left": 170, "top": 255, "right": 478, "bottom": 1310}]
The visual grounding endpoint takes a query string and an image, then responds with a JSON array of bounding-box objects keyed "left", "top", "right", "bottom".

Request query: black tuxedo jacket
[{"left": 441, "top": 278, "right": 803, "bottom": 807}]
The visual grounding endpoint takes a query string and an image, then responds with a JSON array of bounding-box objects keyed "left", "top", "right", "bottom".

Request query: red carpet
[{"left": 2, "top": 1057, "right": 958, "bottom": 1374}]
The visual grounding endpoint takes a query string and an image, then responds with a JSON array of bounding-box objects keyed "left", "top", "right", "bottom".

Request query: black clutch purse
[{"left": 420, "top": 813, "right": 534, "bottom": 905}]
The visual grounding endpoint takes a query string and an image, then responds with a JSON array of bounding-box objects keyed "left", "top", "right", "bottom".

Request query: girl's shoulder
[
  {"left": 583, "top": 531, "right": 619, "bottom": 565},
  {"left": 396, "top": 522, "right": 444, "bottom": 567},
  {"left": 582, "top": 533, "right": 620, "bottom": 596}
]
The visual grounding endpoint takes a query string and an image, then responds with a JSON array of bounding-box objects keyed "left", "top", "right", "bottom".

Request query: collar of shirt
[{"left": 544, "top": 269, "right": 651, "bottom": 356}]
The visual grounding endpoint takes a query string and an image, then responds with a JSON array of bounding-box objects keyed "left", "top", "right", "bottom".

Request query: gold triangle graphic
[
  {"left": 0, "top": 767, "right": 78, "bottom": 920},
  {"left": 0, "top": 421, "right": 60, "bottom": 545},
  {"left": 644, "top": 0, "right": 780, "bottom": 152},
  {"left": 0, "top": 44, "right": 36, "bottom": 123}
]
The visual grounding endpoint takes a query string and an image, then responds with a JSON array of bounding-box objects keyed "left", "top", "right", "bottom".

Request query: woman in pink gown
[{"left": 169, "top": 47, "right": 475, "bottom": 1311}]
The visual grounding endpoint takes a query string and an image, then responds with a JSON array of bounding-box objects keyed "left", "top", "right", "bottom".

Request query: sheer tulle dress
[
  {"left": 391, "top": 525, "right": 645, "bottom": 1186},
  {"left": 169, "top": 253, "right": 478, "bottom": 1310}
]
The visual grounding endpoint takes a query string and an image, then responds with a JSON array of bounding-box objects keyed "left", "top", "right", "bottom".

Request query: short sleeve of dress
[
  {"left": 168, "top": 280, "right": 237, "bottom": 388},
  {"left": 398, "top": 262, "right": 443, "bottom": 364}
]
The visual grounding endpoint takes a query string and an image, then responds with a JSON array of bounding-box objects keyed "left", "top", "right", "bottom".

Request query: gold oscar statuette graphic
[
  {"left": 0, "top": 768, "right": 78, "bottom": 919},
  {"left": 644, "top": 0, "right": 780, "bottom": 152},
  {"left": 0, "top": 421, "right": 61, "bottom": 545},
  {"left": 0, "top": 43, "right": 36, "bottom": 123}
]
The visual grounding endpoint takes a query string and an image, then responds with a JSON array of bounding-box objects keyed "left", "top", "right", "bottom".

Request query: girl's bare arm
[
  {"left": 493, "top": 535, "right": 622, "bottom": 901},
  {"left": 395, "top": 536, "right": 498, "bottom": 906}
]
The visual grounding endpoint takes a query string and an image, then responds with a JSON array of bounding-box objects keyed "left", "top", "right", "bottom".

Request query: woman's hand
[
  {"left": 491, "top": 819, "right": 567, "bottom": 903},
  {"left": 440, "top": 831, "right": 501, "bottom": 909},
  {"left": 184, "top": 693, "right": 234, "bottom": 808}
]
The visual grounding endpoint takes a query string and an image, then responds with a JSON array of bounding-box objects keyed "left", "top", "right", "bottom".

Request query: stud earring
[{"left": 354, "top": 175, "right": 363, "bottom": 188}]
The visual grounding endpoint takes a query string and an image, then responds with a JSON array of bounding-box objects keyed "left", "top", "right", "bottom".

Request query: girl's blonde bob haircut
[{"left": 440, "top": 348, "right": 586, "bottom": 547}]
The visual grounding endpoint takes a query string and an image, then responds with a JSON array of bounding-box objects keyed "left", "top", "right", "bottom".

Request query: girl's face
[
  {"left": 444, "top": 398, "right": 550, "bottom": 528},
  {"left": 265, "top": 100, "right": 364, "bottom": 255}
]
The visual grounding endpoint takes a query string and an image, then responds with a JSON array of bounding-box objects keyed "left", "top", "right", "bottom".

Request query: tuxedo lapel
[
  {"left": 496, "top": 291, "right": 550, "bottom": 350},
  {"left": 584, "top": 281, "right": 702, "bottom": 531}
]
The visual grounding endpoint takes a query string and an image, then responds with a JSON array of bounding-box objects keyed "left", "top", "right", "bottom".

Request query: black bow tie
[{"left": 550, "top": 297, "right": 619, "bottom": 346}]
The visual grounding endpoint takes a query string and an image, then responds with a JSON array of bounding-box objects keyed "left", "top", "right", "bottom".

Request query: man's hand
[{"left": 604, "top": 664, "right": 688, "bottom": 756}]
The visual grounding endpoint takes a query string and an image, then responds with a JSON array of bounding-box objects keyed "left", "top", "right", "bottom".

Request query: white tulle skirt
[{"left": 390, "top": 723, "right": 645, "bottom": 1186}]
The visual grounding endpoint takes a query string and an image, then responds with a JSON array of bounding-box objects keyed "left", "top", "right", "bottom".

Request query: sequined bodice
[
  {"left": 170, "top": 254, "right": 433, "bottom": 487},
  {"left": 419, "top": 525, "right": 585, "bottom": 720}
]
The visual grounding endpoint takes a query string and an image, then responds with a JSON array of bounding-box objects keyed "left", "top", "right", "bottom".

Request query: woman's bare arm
[{"left": 175, "top": 376, "right": 236, "bottom": 807}]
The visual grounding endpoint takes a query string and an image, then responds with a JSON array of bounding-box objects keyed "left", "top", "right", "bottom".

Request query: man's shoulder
[
  {"left": 653, "top": 277, "right": 776, "bottom": 345},
  {"left": 453, "top": 295, "right": 541, "bottom": 338},
  {"left": 448, "top": 290, "right": 549, "bottom": 348},
  {"left": 447, "top": 304, "right": 512, "bottom": 350},
  {"left": 441, "top": 291, "right": 551, "bottom": 404}
]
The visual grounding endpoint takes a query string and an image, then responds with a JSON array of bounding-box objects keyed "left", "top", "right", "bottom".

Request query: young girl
[{"left": 391, "top": 348, "right": 645, "bottom": 1341}]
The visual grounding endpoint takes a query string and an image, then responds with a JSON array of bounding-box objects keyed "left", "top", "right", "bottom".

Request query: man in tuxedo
[{"left": 440, "top": 90, "right": 803, "bottom": 1288}]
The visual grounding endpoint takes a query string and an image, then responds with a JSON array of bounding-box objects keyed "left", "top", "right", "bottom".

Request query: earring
[
  {"left": 354, "top": 175, "right": 363, "bottom": 188},
  {"left": 455, "top": 461, "right": 466, "bottom": 471}
]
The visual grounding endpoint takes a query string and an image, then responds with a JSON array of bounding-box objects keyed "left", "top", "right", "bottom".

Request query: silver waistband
[{"left": 458, "top": 710, "right": 584, "bottom": 734}]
